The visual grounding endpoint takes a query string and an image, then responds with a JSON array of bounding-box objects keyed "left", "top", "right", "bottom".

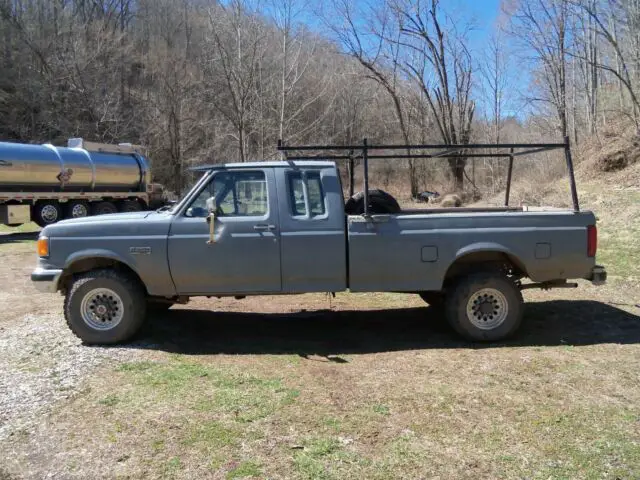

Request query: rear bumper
[
  {"left": 31, "top": 268, "right": 63, "bottom": 293},
  {"left": 588, "top": 265, "right": 607, "bottom": 286}
]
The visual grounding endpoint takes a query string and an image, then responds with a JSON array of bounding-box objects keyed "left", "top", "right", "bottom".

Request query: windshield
[{"left": 157, "top": 172, "right": 209, "bottom": 214}]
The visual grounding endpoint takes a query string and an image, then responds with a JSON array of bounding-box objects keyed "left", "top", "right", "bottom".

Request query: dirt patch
[
  {"left": 1, "top": 286, "right": 639, "bottom": 479},
  {"left": 595, "top": 138, "right": 640, "bottom": 172}
]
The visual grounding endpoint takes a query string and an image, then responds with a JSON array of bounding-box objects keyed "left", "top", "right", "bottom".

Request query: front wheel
[
  {"left": 445, "top": 272, "right": 523, "bottom": 342},
  {"left": 64, "top": 269, "right": 147, "bottom": 344}
]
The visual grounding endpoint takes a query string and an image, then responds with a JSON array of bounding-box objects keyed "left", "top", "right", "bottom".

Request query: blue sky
[
  {"left": 463, "top": 0, "right": 502, "bottom": 49},
  {"left": 262, "top": 0, "right": 524, "bottom": 118}
]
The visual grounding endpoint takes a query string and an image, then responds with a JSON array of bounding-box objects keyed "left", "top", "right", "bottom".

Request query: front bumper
[
  {"left": 31, "top": 267, "right": 63, "bottom": 293},
  {"left": 589, "top": 265, "right": 607, "bottom": 286}
]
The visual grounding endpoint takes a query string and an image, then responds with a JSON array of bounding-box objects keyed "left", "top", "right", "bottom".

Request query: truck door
[
  {"left": 275, "top": 167, "right": 347, "bottom": 292},
  {"left": 168, "top": 168, "right": 281, "bottom": 295}
]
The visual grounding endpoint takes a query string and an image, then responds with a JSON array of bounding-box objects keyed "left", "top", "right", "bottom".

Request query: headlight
[{"left": 37, "top": 236, "right": 49, "bottom": 257}]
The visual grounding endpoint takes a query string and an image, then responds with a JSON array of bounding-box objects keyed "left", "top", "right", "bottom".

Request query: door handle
[{"left": 253, "top": 224, "right": 276, "bottom": 231}]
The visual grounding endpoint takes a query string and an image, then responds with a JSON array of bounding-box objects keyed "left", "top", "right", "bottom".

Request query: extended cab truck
[{"left": 31, "top": 160, "right": 607, "bottom": 344}]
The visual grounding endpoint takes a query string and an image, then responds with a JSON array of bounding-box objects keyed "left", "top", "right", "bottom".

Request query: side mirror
[{"left": 206, "top": 197, "right": 217, "bottom": 244}]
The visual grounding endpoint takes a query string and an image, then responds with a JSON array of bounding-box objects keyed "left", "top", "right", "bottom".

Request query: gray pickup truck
[{"left": 31, "top": 154, "right": 606, "bottom": 345}]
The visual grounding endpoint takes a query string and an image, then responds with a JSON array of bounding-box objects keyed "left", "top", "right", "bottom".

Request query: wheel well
[
  {"left": 444, "top": 251, "right": 527, "bottom": 285},
  {"left": 60, "top": 258, "right": 146, "bottom": 294}
]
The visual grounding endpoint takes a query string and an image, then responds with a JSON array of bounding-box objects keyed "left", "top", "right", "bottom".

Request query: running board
[{"left": 520, "top": 281, "right": 578, "bottom": 290}]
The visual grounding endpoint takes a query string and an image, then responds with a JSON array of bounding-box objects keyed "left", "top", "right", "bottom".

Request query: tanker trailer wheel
[
  {"left": 65, "top": 200, "right": 90, "bottom": 220},
  {"left": 119, "top": 200, "right": 143, "bottom": 212},
  {"left": 64, "top": 269, "right": 147, "bottom": 344},
  {"left": 33, "top": 201, "right": 62, "bottom": 227},
  {"left": 91, "top": 201, "right": 118, "bottom": 216}
]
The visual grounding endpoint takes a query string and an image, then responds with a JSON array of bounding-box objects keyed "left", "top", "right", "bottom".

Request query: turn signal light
[{"left": 37, "top": 237, "right": 49, "bottom": 257}]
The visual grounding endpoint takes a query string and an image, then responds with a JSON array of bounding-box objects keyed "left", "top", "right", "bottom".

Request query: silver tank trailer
[{"left": 0, "top": 140, "right": 150, "bottom": 192}]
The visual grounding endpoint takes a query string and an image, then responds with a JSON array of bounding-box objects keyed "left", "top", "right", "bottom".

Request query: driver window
[{"left": 186, "top": 171, "right": 268, "bottom": 217}]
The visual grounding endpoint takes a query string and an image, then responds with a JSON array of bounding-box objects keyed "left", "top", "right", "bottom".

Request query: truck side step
[{"left": 519, "top": 280, "right": 578, "bottom": 290}]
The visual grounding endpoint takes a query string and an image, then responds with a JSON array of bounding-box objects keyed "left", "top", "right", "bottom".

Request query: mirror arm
[
  {"left": 207, "top": 212, "right": 215, "bottom": 244},
  {"left": 206, "top": 197, "right": 217, "bottom": 244}
]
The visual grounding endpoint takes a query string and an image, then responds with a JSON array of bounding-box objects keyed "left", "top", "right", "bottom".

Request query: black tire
[
  {"left": 119, "top": 200, "right": 143, "bottom": 212},
  {"left": 33, "top": 201, "right": 62, "bottom": 227},
  {"left": 344, "top": 189, "right": 401, "bottom": 215},
  {"left": 65, "top": 200, "right": 90, "bottom": 219},
  {"left": 445, "top": 272, "right": 523, "bottom": 342},
  {"left": 64, "top": 269, "right": 147, "bottom": 344},
  {"left": 419, "top": 291, "right": 445, "bottom": 308},
  {"left": 91, "top": 201, "right": 118, "bottom": 216}
]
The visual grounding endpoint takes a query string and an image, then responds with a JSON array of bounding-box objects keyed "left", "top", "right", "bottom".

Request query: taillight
[{"left": 587, "top": 225, "right": 597, "bottom": 257}]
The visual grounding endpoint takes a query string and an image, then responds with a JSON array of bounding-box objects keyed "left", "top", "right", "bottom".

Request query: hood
[
  {"left": 41, "top": 210, "right": 172, "bottom": 238},
  {"left": 54, "top": 211, "right": 153, "bottom": 226}
]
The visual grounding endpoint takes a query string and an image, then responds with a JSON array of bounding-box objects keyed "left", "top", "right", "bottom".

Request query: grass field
[{"left": 0, "top": 166, "right": 639, "bottom": 479}]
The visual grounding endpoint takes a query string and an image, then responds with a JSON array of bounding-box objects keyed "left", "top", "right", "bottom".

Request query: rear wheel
[
  {"left": 91, "top": 201, "right": 118, "bottom": 216},
  {"left": 65, "top": 200, "right": 90, "bottom": 219},
  {"left": 33, "top": 201, "right": 62, "bottom": 227},
  {"left": 445, "top": 272, "right": 523, "bottom": 342},
  {"left": 64, "top": 269, "right": 147, "bottom": 344}
]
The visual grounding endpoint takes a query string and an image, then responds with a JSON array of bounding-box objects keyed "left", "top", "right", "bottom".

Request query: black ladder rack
[{"left": 277, "top": 137, "right": 580, "bottom": 215}]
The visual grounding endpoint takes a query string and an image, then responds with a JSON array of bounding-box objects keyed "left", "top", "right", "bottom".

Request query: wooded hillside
[{"left": 1, "top": 0, "right": 638, "bottom": 196}]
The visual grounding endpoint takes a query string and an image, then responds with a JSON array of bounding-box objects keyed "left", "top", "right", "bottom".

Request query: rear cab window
[{"left": 287, "top": 171, "right": 326, "bottom": 219}]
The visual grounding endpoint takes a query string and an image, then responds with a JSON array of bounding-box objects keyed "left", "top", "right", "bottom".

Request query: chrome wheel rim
[
  {"left": 80, "top": 288, "right": 124, "bottom": 331},
  {"left": 71, "top": 203, "right": 88, "bottom": 218},
  {"left": 466, "top": 288, "right": 508, "bottom": 330},
  {"left": 41, "top": 204, "right": 59, "bottom": 223}
]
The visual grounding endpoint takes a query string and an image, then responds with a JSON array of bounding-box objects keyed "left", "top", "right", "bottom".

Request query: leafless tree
[
  {"left": 570, "top": 0, "right": 640, "bottom": 126},
  {"left": 478, "top": 32, "right": 513, "bottom": 191},
  {"left": 326, "top": 0, "right": 420, "bottom": 196},
  {"left": 2, "top": 0, "right": 639, "bottom": 196},
  {"left": 505, "top": 0, "right": 570, "bottom": 138},
  {"left": 204, "top": 0, "right": 267, "bottom": 162},
  {"left": 390, "top": 0, "right": 476, "bottom": 190}
]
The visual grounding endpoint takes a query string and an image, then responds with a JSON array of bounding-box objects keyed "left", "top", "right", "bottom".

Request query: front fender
[
  {"left": 59, "top": 245, "right": 176, "bottom": 297},
  {"left": 64, "top": 248, "right": 137, "bottom": 272}
]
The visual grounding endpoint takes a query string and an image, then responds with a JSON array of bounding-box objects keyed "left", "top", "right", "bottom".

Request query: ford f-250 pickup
[{"left": 30, "top": 142, "right": 607, "bottom": 345}]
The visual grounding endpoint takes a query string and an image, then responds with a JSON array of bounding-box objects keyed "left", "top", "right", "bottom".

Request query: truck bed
[{"left": 347, "top": 209, "right": 596, "bottom": 292}]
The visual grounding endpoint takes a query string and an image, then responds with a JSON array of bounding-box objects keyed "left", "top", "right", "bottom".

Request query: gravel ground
[{"left": 0, "top": 312, "right": 147, "bottom": 442}]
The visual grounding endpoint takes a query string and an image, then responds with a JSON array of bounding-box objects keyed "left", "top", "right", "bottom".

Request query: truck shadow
[
  {"left": 130, "top": 300, "right": 640, "bottom": 356},
  {"left": 0, "top": 231, "right": 39, "bottom": 244}
]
